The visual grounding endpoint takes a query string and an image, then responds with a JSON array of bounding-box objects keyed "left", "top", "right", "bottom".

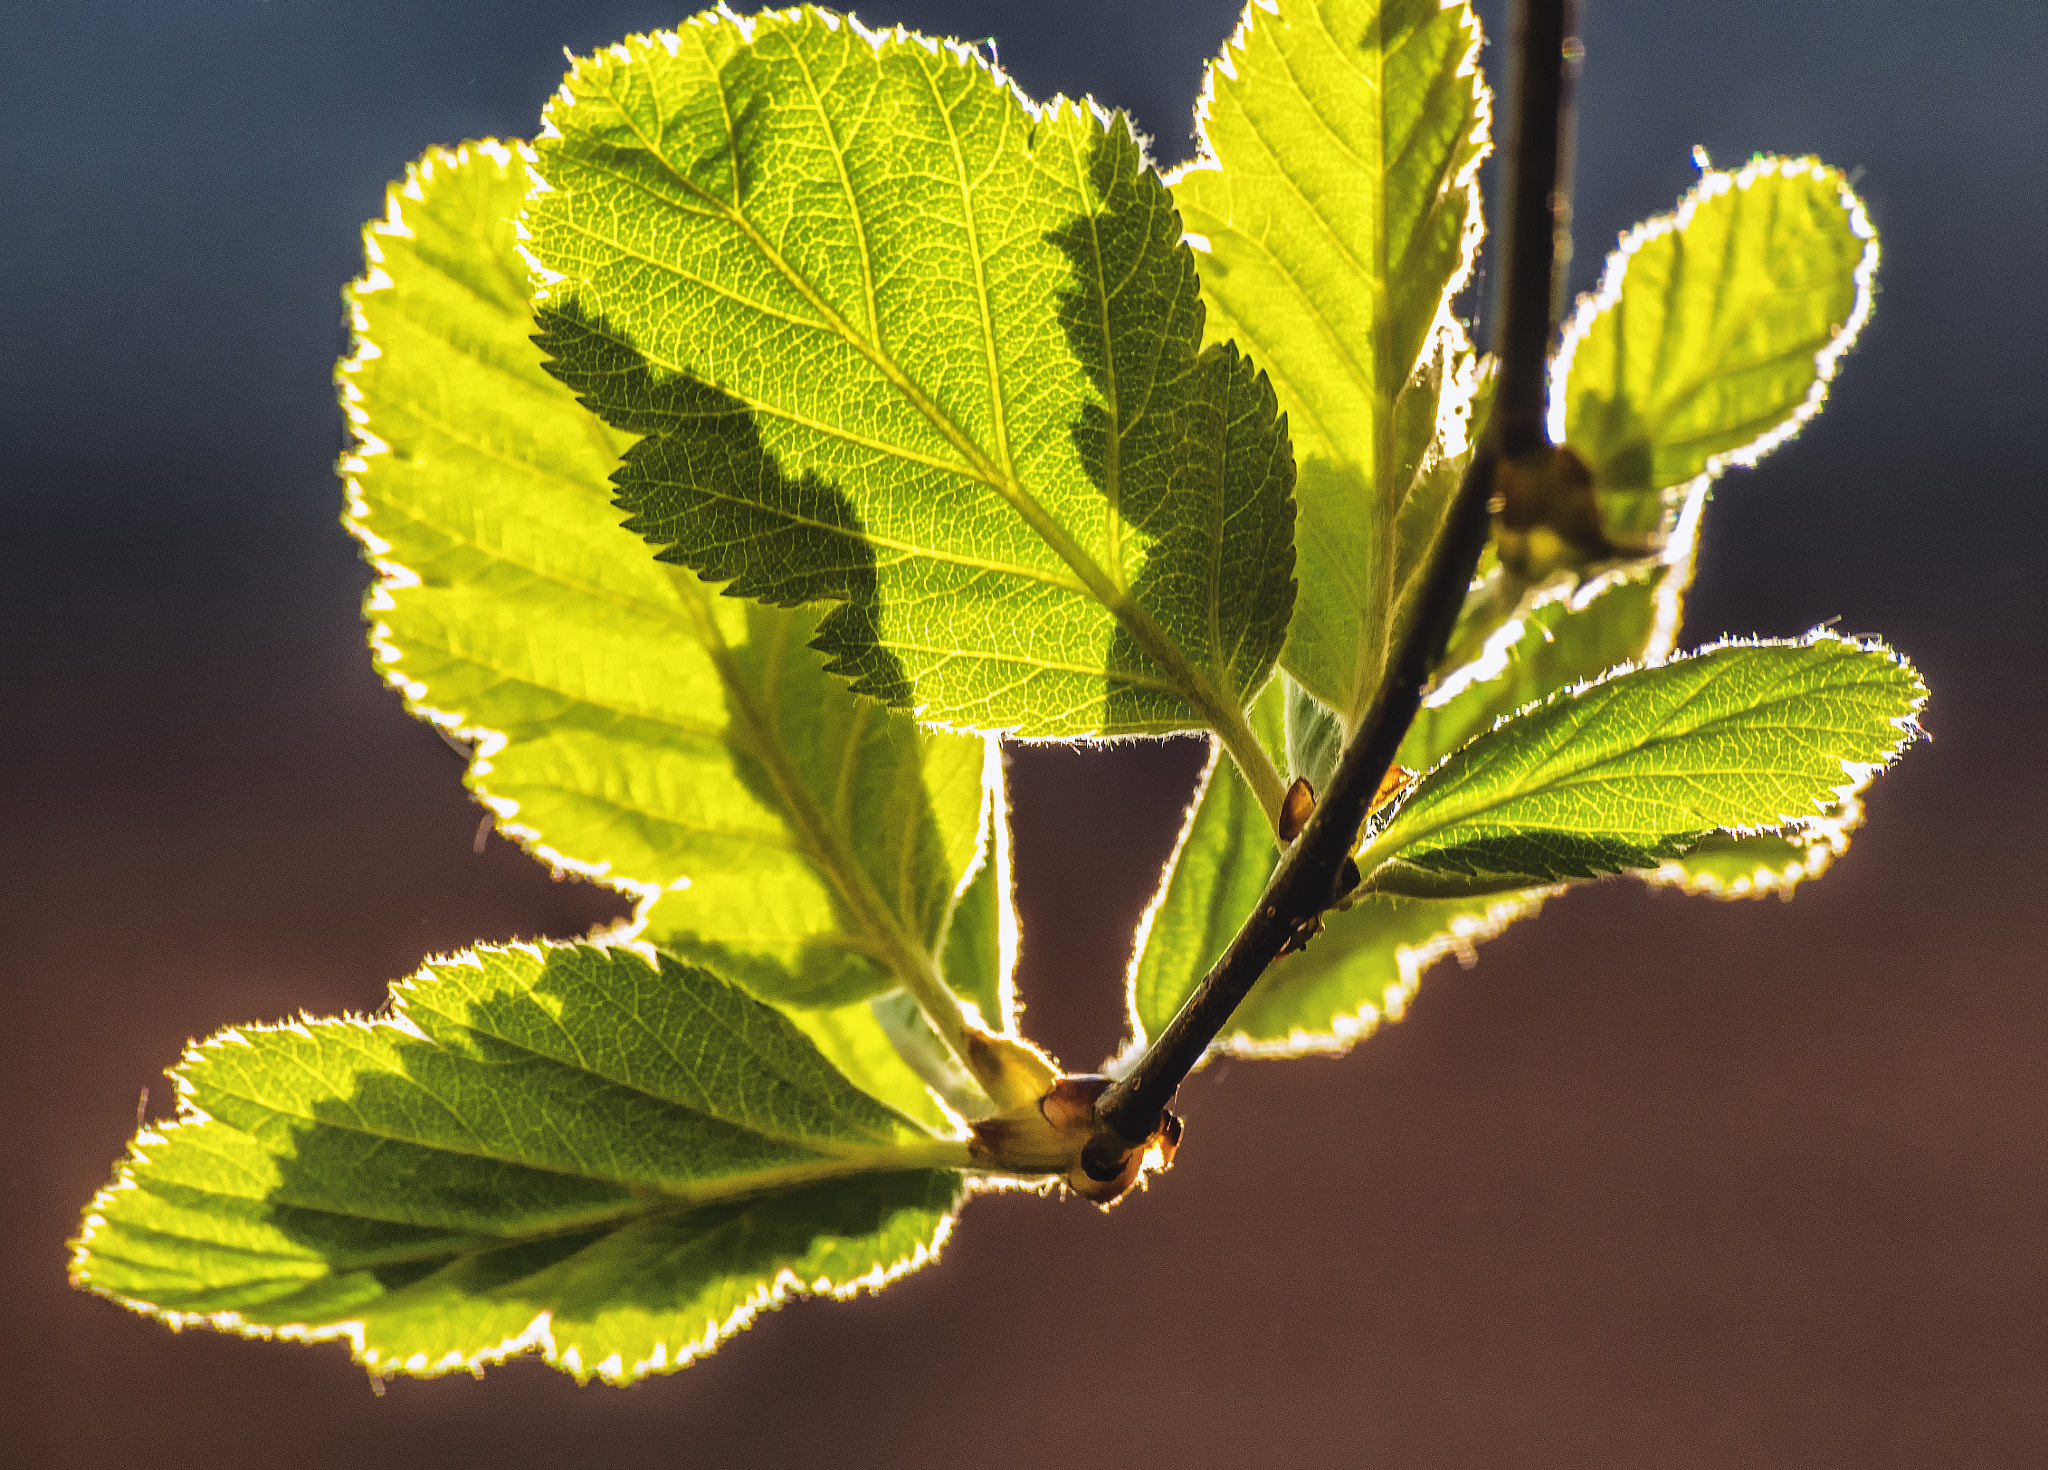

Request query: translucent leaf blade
[
  {"left": 1556, "top": 155, "right": 1878, "bottom": 539},
  {"left": 1169, "top": 0, "right": 1490, "bottom": 724},
  {"left": 1416, "top": 567, "right": 1869, "bottom": 902},
  {"left": 1364, "top": 636, "right": 1925, "bottom": 896},
  {"left": 71, "top": 942, "right": 969, "bottom": 1384},
  {"left": 338, "top": 142, "right": 1011, "bottom": 1054},
  {"left": 528, "top": 11, "right": 1296, "bottom": 741}
]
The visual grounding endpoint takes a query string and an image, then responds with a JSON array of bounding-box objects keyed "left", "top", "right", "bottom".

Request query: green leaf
[
  {"left": 1362, "top": 636, "right": 1924, "bottom": 897},
  {"left": 1411, "top": 567, "right": 1867, "bottom": 903},
  {"left": 1168, "top": 0, "right": 1490, "bottom": 730},
  {"left": 1433, "top": 154, "right": 1875, "bottom": 730},
  {"left": 1188, "top": 555, "right": 1672, "bottom": 1057},
  {"left": 784, "top": 999, "right": 957, "bottom": 1134},
  {"left": 70, "top": 942, "right": 970, "bottom": 1384},
  {"left": 939, "top": 796, "right": 1017, "bottom": 1031},
  {"left": 1127, "top": 680, "right": 1548, "bottom": 1057},
  {"left": 1131, "top": 637, "right": 1921, "bottom": 1055},
  {"left": 525, "top": 10, "right": 1296, "bottom": 794},
  {"left": 1557, "top": 154, "right": 1878, "bottom": 541},
  {"left": 1222, "top": 889, "right": 1547, "bottom": 1055},
  {"left": 1411, "top": 154, "right": 1881, "bottom": 902},
  {"left": 338, "top": 141, "right": 1015, "bottom": 1105}
]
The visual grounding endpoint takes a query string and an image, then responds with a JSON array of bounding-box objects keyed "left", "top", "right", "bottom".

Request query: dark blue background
[{"left": 6, "top": 3, "right": 2044, "bottom": 1465}]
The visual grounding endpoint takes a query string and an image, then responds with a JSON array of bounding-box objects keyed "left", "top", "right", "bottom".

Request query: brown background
[{"left": 5, "top": 1, "right": 2044, "bottom": 1465}]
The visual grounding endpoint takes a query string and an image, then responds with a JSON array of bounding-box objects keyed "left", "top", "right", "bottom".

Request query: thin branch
[{"left": 1092, "top": 0, "right": 1582, "bottom": 1154}]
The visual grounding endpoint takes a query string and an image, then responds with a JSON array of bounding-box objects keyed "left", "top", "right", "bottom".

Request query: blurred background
[{"left": 4, "top": 1, "right": 2044, "bottom": 1465}]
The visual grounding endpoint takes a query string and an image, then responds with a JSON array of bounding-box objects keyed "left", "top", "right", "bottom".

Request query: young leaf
[
  {"left": 1555, "top": 154, "right": 1878, "bottom": 542},
  {"left": 1416, "top": 149, "right": 1882, "bottom": 901},
  {"left": 1438, "top": 153, "right": 1875, "bottom": 734},
  {"left": 1417, "top": 568, "right": 1863, "bottom": 900},
  {"left": 1362, "top": 636, "right": 1924, "bottom": 896},
  {"left": 1131, "top": 634, "right": 1922, "bottom": 1055},
  {"left": 70, "top": 942, "right": 971, "bottom": 1384},
  {"left": 337, "top": 141, "right": 1018, "bottom": 1106},
  {"left": 526, "top": 10, "right": 1296, "bottom": 809},
  {"left": 1168, "top": 0, "right": 1490, "bottom": 731}
]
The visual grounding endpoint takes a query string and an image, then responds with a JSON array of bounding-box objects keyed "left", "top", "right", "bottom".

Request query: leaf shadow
[
  {"left": 1044, "top": 118, "right": 1295, "bottom": 732},
  {"left": 532, "top": 298, "right": 968, "bottom": 1010},
  {"left": 1563, "top": 386, "right": 1669, "bottom": 541},
  {"left": 534, "top": 295, "right": 912, "bottom": 709},
  {"left": 255, "top": 956, "right": 959, "bottom": 1353}
]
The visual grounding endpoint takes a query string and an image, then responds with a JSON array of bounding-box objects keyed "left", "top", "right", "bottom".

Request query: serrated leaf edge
[
  {"left": 68, "top": 936, "right": 975, "bottom": 1386},
  {"left": 1166, "top": 0, "right": 1495, "bottom": 731},
  {"left": 72, "top": 1199, "right": 958, "bottom": 1387},
  {"left": 337, "top": 140, "right": 1030, "bottom": 1087},
  {"left": 1210, "top": 888, "right": 1552, "bottom": 1062},
  {"left": 1164, "top": 0, "right": 1495, "bottom": 447},
  {"left": 1638, "top": 822, "right": 1850, "bottom": 900},
  {"left": 1547, "top": 153, "right": 1880, "bottom": 498},
  {"left": 1364, "top": 627, "right": 1928, "bottom": 871},
  {"left": 520, "top": 9, "right": 1291, "bottom": 803},
  {"left": 334, "top": 139, "right": 670, "bottom": 908}
]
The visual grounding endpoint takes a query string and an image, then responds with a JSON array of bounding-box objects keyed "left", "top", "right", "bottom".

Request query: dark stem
[{"left": 1093, "top": 0, "right": 1581, "bottom": 1150}]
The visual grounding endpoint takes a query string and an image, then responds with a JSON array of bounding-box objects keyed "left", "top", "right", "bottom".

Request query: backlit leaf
[
  {"left": 1363, "top": 636, "right": 1923, "bottom": 897},
  {"left": 1415, "top": 566, "right": 1868, "bottom": 902},
  {"left": 71, "top": 942, "right": 970, "bottom": 1384},
  {"left": 1405, "top": 565, "right": 1674, "bottom": 770},
  {"left": 1169, "top": 0, "right": 1490, "bottom": 730},
  {"left": 1127, "top": 680, "right": 1547, "bottom": 1056},
  {"left": 337, "top": 141, "right": 1014, "bottom": 1110},
  {"left": 527, "top": 9, "right": 1296, "bottom": 787},
  {"left": 1555, "top": 154, "right": 1878, "bottom": 541}
]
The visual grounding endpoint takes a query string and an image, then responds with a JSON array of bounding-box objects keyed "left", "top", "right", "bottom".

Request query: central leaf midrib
[
  {"left": 668, "top": 472, "right": 1091, "bottom": 593},
  {"left": 1374, "top": 659, "right": 1883, "bottom": 853},
  {"left": 1215, "top": 4, "right": 1401, "bottom": 723},
  {"left": 217, "top": 1034, "right": 895, "bottom": 1179},
  {"left": 580, "top": 60, "right": 1241, "bottom": 731},
  {"left": 379, "top": 322, "right": 1090, "bottom": 603},
  {"left": 1209, "top": 99, "right": 1380, "bottom": 437},
  {"left": 178, "top": 1158, "right": 953, "bottom": 1295},
  {"left": 916, "top": 39, "right": 1019, "bottom": 489},
  {"left": 222, "top": 1063, "right": 954, "bottom": 1211},
  {"left": 668, "top": 573, "right": 959, "bottom": 1040}
]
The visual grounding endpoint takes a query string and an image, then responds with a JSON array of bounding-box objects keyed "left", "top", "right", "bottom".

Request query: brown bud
[
  {"left": 1038, "top": 1074, "right": 1110, "bottom": 1133},
  {"left": 1278, "top": 777, "right": 1316, "bottom": 843},
  {"left": 1156, "top": 1108, "right": 1184, "bottom": 1164},
  {"left": 970, "top": 1073, "right": 1186, "bottom": 1207}
]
